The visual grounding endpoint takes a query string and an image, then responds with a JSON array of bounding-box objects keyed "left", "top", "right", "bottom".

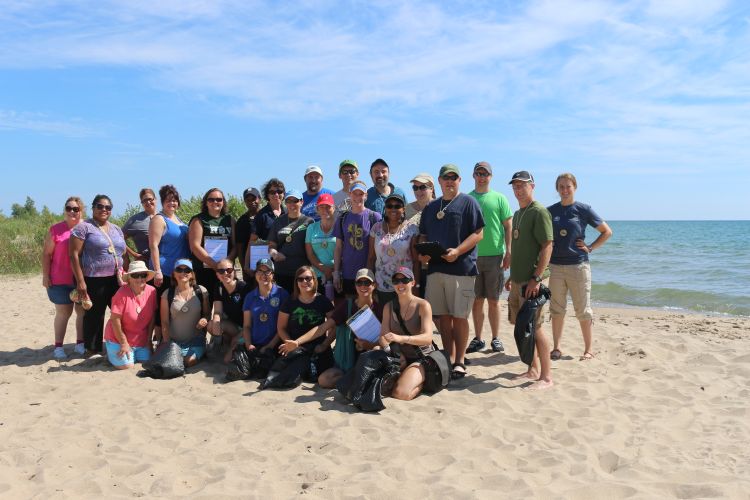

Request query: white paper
[
  {"left": 248, "top": 244, "right": 271, "bottom": 269},
  {"left": 204, "top": 237, "right": 228, "bottom": 260},
  {"left": 346, "top": 305, "right": 382, "bottom": 343}
]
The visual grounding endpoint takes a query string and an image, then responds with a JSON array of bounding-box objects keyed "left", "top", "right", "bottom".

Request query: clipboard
[
  {"left": 345, "top": 305, "right": 382, "bottom": 343},
  {"left": 248, "top": 244, "right": 271, "bottom": 269},
  {"left": 415, "top": 241, "right": 447, "bottom": 260}
]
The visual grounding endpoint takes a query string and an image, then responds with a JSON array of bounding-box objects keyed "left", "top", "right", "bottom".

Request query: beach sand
[{"left": 1, "top": 275, "right": 748, "bottom": 498}]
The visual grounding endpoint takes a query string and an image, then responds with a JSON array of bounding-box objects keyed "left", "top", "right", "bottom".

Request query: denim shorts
[
  {"left": 105, "top": 341, "right": 152, "bottom": 367},
  {"left": 176, "top": 341, "right": 206, "bottom": 360},
  {"left": 47, "top": 285, "right": 75, "bottom": 305}
]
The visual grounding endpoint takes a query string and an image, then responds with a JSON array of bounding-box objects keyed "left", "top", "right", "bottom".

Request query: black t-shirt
[
  {"left": 214, "top": 279, "right": 252, "bottom": 325},
  {"left": 280, "top": 294, "right": 334, "bottom": 347},
  {"left": 268, "top": 214, "right": 313, "bottom": 277},
  {"left": 254, "top": 204, "right": 286, "bottom": 241}
]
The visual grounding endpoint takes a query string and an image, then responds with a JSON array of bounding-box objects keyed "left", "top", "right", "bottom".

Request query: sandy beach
[{"left": 1, "top": 274, "right": 748, "bottom": 499}]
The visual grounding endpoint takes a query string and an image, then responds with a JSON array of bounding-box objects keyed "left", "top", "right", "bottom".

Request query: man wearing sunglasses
[
  {"left": 467, "top": 162, "right": 513, "bottom": 355},
  {"left": 418, "top": 164, "right": 484, "bottom": 380}
]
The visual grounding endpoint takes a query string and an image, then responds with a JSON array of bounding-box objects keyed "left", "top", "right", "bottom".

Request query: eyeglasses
[
  {"left": 269, "top": 189, "right": 284, "bottom": 196},
  {"left": 65, "top": 206, "right": 80, "bottom": 213},
  {"left": 385, "top": 204, "right": 403, "bottom": 210},
  {"left": 286, "top": 198, "right": 301, "bottom": 204},
  {"left": 412, "top": 184, "right": 430, "bottom": 192},
  {"left": 129, "top": 272, "right": 149, "bottom": 280},
  {"left": 296, "top": 276, "right": 314, "bottom": 283},
  {"left": 340, "top": 169, "right": 357, "bottom": 175},
  {"left": 215, "top": 268, "right": 234, "bottom": 275},
  {"left": 473, "top": 171, "right": 490, "bottom": 178},
  {"left": 392, "top": 277, "right": 412, "bottom": 284},
  {"left": 141, "top": 197, "right": 156, "bottom": 204},
  {"left": 441, "top": 174, "right": 459, "bottom": 181},
  {"left": 174, "top": 267, "right": 192, "bottom": 274},
  {"left": 207, "top": 197, "right": 224, "bottom": 203},
  {"left": 355, "top": 280, "right": 373, "bottom": 287},
  {"left": 256, "top": 269, "right": 273, "bottom": 276},
  {"left": 94, "top": 203, "right": 113, "bottom": 211}
]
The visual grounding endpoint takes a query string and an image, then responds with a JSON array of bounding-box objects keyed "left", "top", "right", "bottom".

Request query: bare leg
[
  {"left": 471, "top": 298, "right": 485, "bottom": 341},
  {"left": 580, "top": 319, "right": 593, "bottom": 357},
  {"left": 552, "top": 315, "right": 565, "bottom": 352},
  {"left": 53, "top": 304, "right": 74, "bottom": 344},
  {"left": 487, "top": 299, "right": 501, "bottom": 340},
  {"left": 318, "top": 367, "right": 344, "bottom": 388},
  {"left": 73, "top": 303, "right": 84, "bottom": 343},
  {"left": 525, "top": 325, "right": 553, "bottom": 390},
  {"left": 391, "top": 364, "right": 426, "bottom": 401},
  {"left": 452, "top": 317, "right": 470, "bottom": 366},
  {"left": 438, "top": 315, "right": 455, "bottom": 362}
]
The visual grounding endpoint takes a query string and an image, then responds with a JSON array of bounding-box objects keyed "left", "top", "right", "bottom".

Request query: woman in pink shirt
[
  {"left": 103, "top": 261, "right": 158, "bottom": 369},
  {"left": 42, "top": 196, "right": 86, "bottom": 360}
]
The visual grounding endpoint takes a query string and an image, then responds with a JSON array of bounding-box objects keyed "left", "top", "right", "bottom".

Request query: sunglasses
[
  {"left": 94, "top": 203, "right": 113, "bottom": 211},
  {"left": 215, "top": 268, "right": 234, "bottom": 275},
  {"left": 174, "top": 267, "right": 192, "bottom": 274},
  {"left": 412, "top": 184, "right": 430, "bottom": 192},
  {"left": 385, "top": 204, "right": 403, "bottom": 210},
  {"left": 340, "top": 169, "right": 357, "bottom": 175},
  {"left": 65, "top": 206, "right": 80, "bottom": 213},
  {"left": 269, "top": 189, "right": 284, "bottom": 196},
  {"left": 207, "top": 197, "right": 224, "bottom": 203},
  {"left": 256, "top": 269, "right": 273, "bottom": 276},
  {"left": 441, "top": 174, "right": 459, "bottom": 181},
  {"left": 296, "top": 276, "right": 314, "bottom": 283},
  {"left": 129, "top": 272, "right": 149, "bottom": 280},
  {"left": 355, "top": 280, "right": 373, "bottom": 287},
  {"left": 473, "top": 171, "right": 490, "bottom": 178},
  {"left": 141, "top": 197, "right": 155, "bottom": 204},
  {"left": 286, "top": 198, "right": 301, "bottom": 204},
  {"left": 392, "top": 276, "right": 412, "bottom": 285}
]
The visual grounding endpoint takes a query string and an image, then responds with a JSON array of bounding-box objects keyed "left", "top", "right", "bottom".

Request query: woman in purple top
[
  {"left": 70, "top": 194, "right": 128, "bottom": 356},
  {"left": 42, "top": 196, "right": 86, "bottom": 359}
]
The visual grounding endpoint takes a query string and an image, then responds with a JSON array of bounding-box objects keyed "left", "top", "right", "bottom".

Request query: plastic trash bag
[
  {"left": 514, "top": 284, "right": 551, "bottom": 366},
  {"left": 139, "top": 341, "right": 184, "bottom": 379}
]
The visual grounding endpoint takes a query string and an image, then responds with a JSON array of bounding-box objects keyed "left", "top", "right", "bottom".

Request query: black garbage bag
[
  {"left": 337, "top": 350, "right": 401, "bottom": 412},
  {"left": 139, "top": 341, "right": 184, "bottom": 379},
  {"left": 260, "top": 347, "right": 311, "bottom": 390},
  {"left": 513, "top": 284, "right": 551, "bottom": 366},
  {"left": 422, "top": 349, "right": 451, "bottom": 393},
  {"left": 226, "top": 346, "right": 277, "bottom": 382}
]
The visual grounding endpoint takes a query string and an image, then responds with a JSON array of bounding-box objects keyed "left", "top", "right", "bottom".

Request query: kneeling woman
[
  {"left": 380, "top": 267, "right": 435, "bottom": 401},
  {"left": 161, "top": 259, "right": 210, "bottom": 367},
  {"left": 208, "top": 258, "right": 252, "bottom": 362},
  {"left": 103, "top": 261, "right": 158, "bottom": 369},
  {"left": 242, "top": 258, "right": 289, "bottom": 354}
]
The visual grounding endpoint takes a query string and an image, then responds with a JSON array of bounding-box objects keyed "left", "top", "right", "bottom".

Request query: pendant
[
  {"left": 559, "top": 229, "right": 568, "bottom": 237},
  {"left": 259, "top": 312, "right": 269, "bottom": 322},
  {"left": 320, "top": 241, "right": 328, "bottom": 248},
  {"left": 513, "top": 229, "right": 519, "bottom": 240},
  {"left": 136, "top": 306, "right": 142, "bottom": 314},
  {"left": 181, "top": 305, "right": 189, "bottom": 313},
  {"left": 387, "top": 247, "right": 396, "bottom": 257},
  {"left": 107, "top": 246, "right": 115, "bottom": 254},
  {"left": 285, "top": 235, "right": 292, "bottom": 243},
  {"left": 436, "top": 210, "right": 445, "bottom": 220}
]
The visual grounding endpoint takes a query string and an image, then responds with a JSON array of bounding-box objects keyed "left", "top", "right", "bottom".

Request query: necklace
[
  {"left": 513, "top": 204, "right": 532, "bottom": 240},
  {"left": 437, "top": 196, "right": 456, "bottom": 220},
  {"left": 129, "top": 286, "right": 146, "bottom": 314}
]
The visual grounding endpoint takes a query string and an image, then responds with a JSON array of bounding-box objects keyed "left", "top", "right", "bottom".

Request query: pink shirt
[
  {"left": 104, "top": 284, "right": 157, "bottom": 347},
  {"left": 49, "top": 221, "right": 75, "bottom": 286}
]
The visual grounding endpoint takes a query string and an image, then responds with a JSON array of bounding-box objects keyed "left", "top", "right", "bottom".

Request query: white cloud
[{"left": 0, "top": 110, "right": 100, "bottom": 138}]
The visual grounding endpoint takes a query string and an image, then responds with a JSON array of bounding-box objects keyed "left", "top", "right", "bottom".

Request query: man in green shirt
[
  {"left": 467, "top": 162, "right": 512, "bottom": 354},
  {"left": 506, "top": 171, "right": 554, "bottom": 390}
]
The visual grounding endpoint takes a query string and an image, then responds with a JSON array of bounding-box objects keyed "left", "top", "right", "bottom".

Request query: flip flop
[
  {"left": 550, "top": 349, "right": 562, "bottom": 361},
  {"left": 451, "top": 362, "right": 467, "bottom": 380},
  {"left": 580, "top": 352, "right": 594, "bottom": 361}
]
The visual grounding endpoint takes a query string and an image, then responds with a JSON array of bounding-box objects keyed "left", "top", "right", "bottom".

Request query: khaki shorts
[
  {"left": 474, "top": 255, "right": 505, "bottom": 301},
  {"left": 425, "top": 272, "right": 475, "bottom": 319},
  {"left": 507, "top": 279, "right": 549, "bottom": 325},
  {"left": 549, "top": 262, "right": 593, "bottom": 321}
]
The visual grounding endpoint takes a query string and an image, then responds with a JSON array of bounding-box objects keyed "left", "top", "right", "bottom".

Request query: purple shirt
[
  {"left": 333, "top": 209, "right": 381, "bottom": 279},
  {"left": 71, "top": 220, "right": 126, "bottom": 277}
]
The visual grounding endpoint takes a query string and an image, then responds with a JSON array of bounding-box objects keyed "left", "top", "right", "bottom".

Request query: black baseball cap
[{"left": 508, "top": 171, "right": 534, "bottom": 184}]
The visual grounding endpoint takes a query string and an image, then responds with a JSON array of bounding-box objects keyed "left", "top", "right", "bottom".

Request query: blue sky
[{"left": 1, "top": 0, "right": 748, "bottom": 220}]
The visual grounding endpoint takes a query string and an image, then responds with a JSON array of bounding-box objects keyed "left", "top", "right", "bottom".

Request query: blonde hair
[
  {"left": 555, "top": 172, "right": 578, "bottom": 190},
  {"left": 64, "top": 196, "right": 86, "bottom": 218}
]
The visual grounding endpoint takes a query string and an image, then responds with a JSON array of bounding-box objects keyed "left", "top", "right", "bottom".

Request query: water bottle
[{"left": 324, "top": 280, "right": 335, "bottom": 301}]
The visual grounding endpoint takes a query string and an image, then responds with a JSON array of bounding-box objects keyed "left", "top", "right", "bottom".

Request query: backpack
[{"left": 167, "top": 285, "right": 205, "bottom": 311}]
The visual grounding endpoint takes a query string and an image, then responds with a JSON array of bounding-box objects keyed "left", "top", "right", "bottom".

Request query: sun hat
[{"left": 123, "top": 260, "right": 155, "bottom": 281}]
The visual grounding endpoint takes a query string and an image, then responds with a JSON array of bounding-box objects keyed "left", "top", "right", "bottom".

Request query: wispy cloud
[{"left": 0, "top": 110, "right": 100, "bottom": 138}]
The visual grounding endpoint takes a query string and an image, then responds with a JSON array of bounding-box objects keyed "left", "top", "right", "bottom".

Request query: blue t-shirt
[
  {"left": 242, "top": 284, "right": 290, "bottom": 347},
  {"left": 365, "top": 184, "right": 407, "bottom": 216},
  {"left": 548, "top": 201, "right": 603, "bottom": 265},
  {"left": 419, "top": 193, "right": 485, "bottom": 276},
  {"left": 302, "top": 188, "right": 335, "bottom": 221}
]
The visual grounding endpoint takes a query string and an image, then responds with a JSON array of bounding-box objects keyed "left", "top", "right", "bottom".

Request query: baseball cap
[
  {"left": 410, "top": 173, "right": 435, "bottom": 186},
  {"left": 285, "top": 188, "right": 303, "bottom": 201},
  {"left": 243, "top": 187, "right": 261, "bottom": 199},
  {"left": 355, "top": 268, "right": 375, "bottom": 282},
  {"left": 174, "top": 258, "right": 193, "bottom": 271},
  {"left": 370, "top": 158, "right": 389, "bottom": 169},
  {"left": 439, "top": 164, "right": 460, "bottom": 177},
  {"left": 255, "top": 258, "right": 274, "bottom": 272},
  {"left": 316, "top": 193, "right": 334, "bottom": 206},
  {"left": 304, "top": 165, "right": 323, "bottom": 177},
  {"left": 339, "top": 159, "right": 358, "bottom": 171},
  {"left": 385, "top": 193, "right": 406, "bottom": 205},
  {"left": 349, "top": 181, "right": 367, "bottom": 193},
  {"left": 474, "top": 162, "right": 492, "bottom": 175},
  {"left": 392, "top": 266, "right": 415, "bottom": 281},
  {"left": 508, "top": 171, "right": 534, "bottom": 184}
]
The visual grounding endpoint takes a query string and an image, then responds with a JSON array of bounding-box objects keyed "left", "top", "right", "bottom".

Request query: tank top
[
  {"left": 190, "top": 213, "right": 233, "bottom": 272},
  {"left": 388, "top": 300, "right": 434, "bottom": 360},
  {"left": 156, "top": 213, "right": 189, "bottom": 276},
  {"left": 49, "top": 221, "right": 75, "bottom": 286}
]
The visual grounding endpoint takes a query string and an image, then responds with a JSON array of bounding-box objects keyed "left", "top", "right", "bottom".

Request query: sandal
[
  {"left": 580, "top": 352, "right": 594, "bottom": 361},
  {"left": 550, "top": 349, "right": 562, "bottom": 361},
  {"left": 451, "top": 362, "right": 467, "bottom": 380}
]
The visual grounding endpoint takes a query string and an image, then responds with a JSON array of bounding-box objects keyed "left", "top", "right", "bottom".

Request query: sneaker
[
  {"left": 53, "top": 347, "right": 67, "bottom": 359},
  {"left": 466, "top": 338, "right": 485, "bottom": 353},
  {"left": 491, "top": 338, "right": 504, "bottom": 352},
  {"left": 73, "top": 343, "right": 86, "bottom": 355}
]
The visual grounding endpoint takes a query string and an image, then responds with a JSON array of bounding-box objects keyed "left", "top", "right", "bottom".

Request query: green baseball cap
[
  {"left": 339, "top": 159, "right": 358, "bottom": 172},
  {"left": 439, "top": 164, "right": 460, "bottom": 177}
]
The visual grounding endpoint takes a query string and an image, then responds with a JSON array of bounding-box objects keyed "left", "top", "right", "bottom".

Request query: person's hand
[
  {"left": 323, "top": 267, "right": 333, "bottom": 282},
  {"left": 354, "top": 338, "right": 368, "bottom": 351},
  {"left": 208, "top": 319, "right": 222, "bottom": 336},
  {"left": 502, "top": 252, "right": 511, "bottom": 271},
  {"left": 245, "top": 343, "right": 257, "bottom": 351},
  {"left": 272, "top": 251, "right": 286, "bottom": 262},
  {"left": 504, "top": 280, "right": 512, "bottom": 292},
  {"left": 76, "top": 283, "right": 89, "bottom": 302},
  {"left": 383, "top": 332, "right": 402, "bottom": 344},
  {"left": 525, "top": 279, "right": 540, "bottom": 299},
  {"left": 118, "top": 342, "right": 132, "bottom": 358},
  {"left": 576, "top": 239, "right": 591, "bottom": 253},
  {"left": 418, "top": 254, "right": 431, "bottom": 264},
  {"left": 278, "top": 339, "right": 299, "bottom": 356},
  {"left": 206, "top": 258, "right": 218, "bottom": 269},
  {"left": 154, "top": 270, "right": 163, "bottom": 287},
  {"left": 42, "top": 275, "right": 50, "bottom": 288},
  {"left": 441, "top": 248, "right": 459, "bottom": 262},
  {"left": 197, "top": 318, "right": 208, "bottom": 329},
  {"left": 333, "top": 273, "right": 342, "bottom": 292}
]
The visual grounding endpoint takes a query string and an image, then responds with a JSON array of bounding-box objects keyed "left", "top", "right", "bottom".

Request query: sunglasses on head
[
  {"left": 385, "top": 203, "right": 403, "bottom": 210},
  {"left": 207, "top": 197, "right": 224, "bottom": 203},
  {"left": 94, "top": 203, "right": 112, "bottom": 211},
  {"left": 412, "top": 184, "right": 430, "bottom": 191},
  {"left": 355, "top": 280, "right": 373, "bottom": 287},
  {"left": 340, "top": 169, "right": 357, "bottom": 175},
  {"left": 296, "top": 275, "right": 314, "bottom": 283},
  {"left": 174, "top": 267, "right": 192, "bottom": 274},
  {"left": 141, "top": 197, "right": 155, "bottom": 204},
  {"left": 441, "top": 174, "right": 458, "bottom": 181},
  {"left": 215, "top": 268, "right": 234, "bottom": 275},
  {"left": 65, "top": 206, "right": 80, "bottom": 213},
  {"left": 392, "top": 276, "right": 412, "bottom": 284},
  {"left": 129, "top": 272, "right": 149, "bottom": 280}
]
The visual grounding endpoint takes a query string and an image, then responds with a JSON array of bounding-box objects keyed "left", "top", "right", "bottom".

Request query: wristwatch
[{"left": 533, "top": 274, "right": 542, "bottom": 283}]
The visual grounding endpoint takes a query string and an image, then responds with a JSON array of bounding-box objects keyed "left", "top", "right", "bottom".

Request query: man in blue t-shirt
[
  {"left": 365, "top": 158, "right": 407, "bottom": 216},
  {"left": 301, "top": 165, "right": 334, "bottom": 221},
  {"left": 418, "top": 164, "right": 485, "bottom": 379}
]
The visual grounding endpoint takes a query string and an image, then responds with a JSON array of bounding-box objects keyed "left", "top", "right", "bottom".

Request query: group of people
[{"left": 42, "top": 158, "right": 611, "bottom": 395}]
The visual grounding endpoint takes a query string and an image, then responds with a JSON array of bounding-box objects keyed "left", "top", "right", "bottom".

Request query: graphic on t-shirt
[
  {"left": 290, "top": 306, "right": 324, "bottom": 325},
  {"left": 347, "top": 222, "right": 365, "bottom": 250}
]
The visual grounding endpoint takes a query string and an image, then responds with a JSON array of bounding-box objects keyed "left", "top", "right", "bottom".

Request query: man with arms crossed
[
  {"left": 418, "top": 164, "right": 484, "bottom": 379},
  {"left": 506, "top": 171, "right": 553, "bottom": 390},
  {"left": 467, "top": 162, "right": 513, "bottom": 354}
]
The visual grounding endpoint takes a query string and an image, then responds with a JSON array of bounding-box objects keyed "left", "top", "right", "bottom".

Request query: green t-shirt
[
  {"left": 469, "top": 190, "right": 513, "bottom": 257},
  {"left": 509, "top": 201, "right": 553, "bottom": 283}
]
